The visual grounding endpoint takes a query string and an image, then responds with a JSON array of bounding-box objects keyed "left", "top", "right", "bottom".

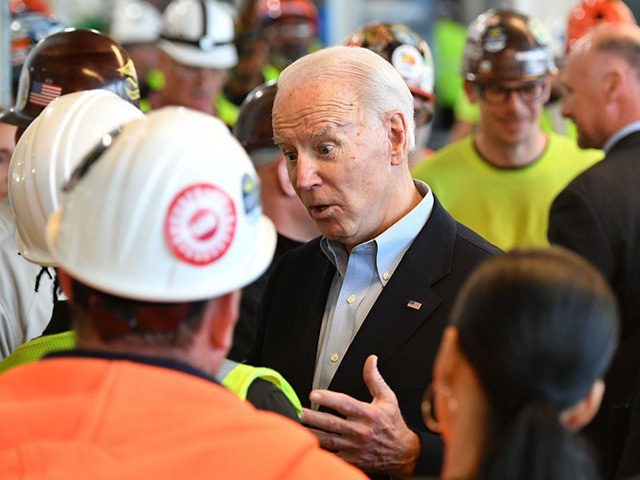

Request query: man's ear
[
  {"left": 603, "top": 68, "right": 623, "bottom": 102},
  {"left": 276, "top": 157, "right": 297, "bottom": 197},
  {"left": 388, "top": 111, "right": 409, "bottom": 165},
  {"left": 206, "top": 290, "right": 241, "bottom": 351},
  {"left": 464, "top": 80, "right": 479, "bottom": 104},
  {"left": 560, "top": 379, "right": 606, "bottom": 431}
]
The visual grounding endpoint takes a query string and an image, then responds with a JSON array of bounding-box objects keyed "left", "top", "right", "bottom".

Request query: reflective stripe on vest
[{"left": 222, "top": 363, "right": 302, "bottom": 417}]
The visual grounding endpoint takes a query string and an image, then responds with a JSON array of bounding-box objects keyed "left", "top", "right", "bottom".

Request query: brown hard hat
[
  {"left": 1, "top": 28, "right": 140, "bottom": 127},
  {"left": 461, "top": 9, "right": 557, "bottom": 83},
  {"left": 345, "top": 22, "right": 435, "bottom": 102},
  {"left": 233, "top": 80, "right": 278, "bottom": 163}
]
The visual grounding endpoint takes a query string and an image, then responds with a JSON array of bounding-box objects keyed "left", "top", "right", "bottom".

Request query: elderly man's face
[
  {"left": 273, "top": 81, "right": 397, "bottom": 251},
  {"left": 561, "top": 52, "right": 608, "bottom": 149}
]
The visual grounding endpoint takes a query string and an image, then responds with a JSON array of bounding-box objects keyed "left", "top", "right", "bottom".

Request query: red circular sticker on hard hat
[{"left": 165, "top": 184, "right": 237, "bottom": 266}]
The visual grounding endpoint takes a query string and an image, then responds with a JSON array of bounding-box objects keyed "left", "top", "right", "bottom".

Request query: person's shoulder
[
  {"left": 233, "top": 406, "right": 367, "bottom": 479},
  {"left": 412, "top": 137, "right": 473, "bottom": 178},
  {"left": 429, "top": 136, "right": 473, "bottom": 162},
  {"left": 547, "top": 133, "right": 603, "bottom": 163},
  {"left": 0, "top": 200, "right": 15, "bottom": 242},
  {"left": 559, "top": 145, "right": 631, "bottom": 199},
  {"left": 277, "top": 236, "right": 323, "bottom": 263},
  {"left": 454, "top": 221, "right": 502, "bottom": 257}
]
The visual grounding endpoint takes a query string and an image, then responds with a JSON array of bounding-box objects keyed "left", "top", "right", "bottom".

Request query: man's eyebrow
[
  {"left": 273, "top": 126, "right": 338, "bottom": 146},
  {"left": 309, "top": 127, "right": 337, "bottom": 141}
]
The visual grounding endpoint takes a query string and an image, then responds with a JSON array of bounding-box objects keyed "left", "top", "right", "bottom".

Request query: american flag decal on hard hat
[{"left": 29, "top": 81, "right": 62, "bottom": 107}]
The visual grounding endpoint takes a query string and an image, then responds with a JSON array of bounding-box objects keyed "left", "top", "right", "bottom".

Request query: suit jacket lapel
[
  {"left": 291, "top": 246, "right": 336, "bottom": 403},
  {"left": 327, "top": 199, "right": 457, "bottom": 398}
]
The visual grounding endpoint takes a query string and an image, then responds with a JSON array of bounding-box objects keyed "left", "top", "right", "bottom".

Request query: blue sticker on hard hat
[
  {"left": 483, "top": 26, "right": 507, "bottom": 53},
  {"left": 165, "top": 183, "right": 237, "bottom": 266},
  {"left": 242, "top": 173, "right": 261, "bottom": 220},
  {"left": 515, "top": 49, "right": 550, "bottom": 61}
]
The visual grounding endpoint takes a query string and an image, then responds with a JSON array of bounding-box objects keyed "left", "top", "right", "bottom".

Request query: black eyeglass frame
[{"left": 475, "top": 78, "right": 547, "bottom": 106}]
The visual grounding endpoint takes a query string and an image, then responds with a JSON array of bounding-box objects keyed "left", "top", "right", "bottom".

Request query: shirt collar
[
  {"left": 320, "top": 180, "right": 433, "bottom": 285},
  {"left": 603, "top": 121, "right": 640, "bottom": 153}
]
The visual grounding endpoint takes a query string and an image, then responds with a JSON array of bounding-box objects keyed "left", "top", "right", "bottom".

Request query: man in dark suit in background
[
  {"left": 248, "top": 45, "right": 499, "bottom": 479},
  {"left": 549, "top": 23, "right": 640, "bottom": 480}
]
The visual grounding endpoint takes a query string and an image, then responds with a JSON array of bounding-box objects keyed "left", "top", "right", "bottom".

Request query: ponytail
[{"left": 475, "top": 403, "right": 601, "bottom": 480}]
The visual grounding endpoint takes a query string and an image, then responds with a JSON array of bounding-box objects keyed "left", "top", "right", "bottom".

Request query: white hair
[{"left": 276, "top": 45, "right": 416, "bottom": 151}]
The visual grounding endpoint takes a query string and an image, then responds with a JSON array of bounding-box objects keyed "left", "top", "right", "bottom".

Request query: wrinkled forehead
[{"left": 272, "top": 80, "right": 365, "bottom": 132}]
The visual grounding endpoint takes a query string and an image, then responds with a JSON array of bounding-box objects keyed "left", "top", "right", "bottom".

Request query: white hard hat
[
  {"left": 109, "top": 0, "right": 162, "bottom": 45},
  {"left": 46, "top": 107, "right": 276, "bottom": 302},
  {"left": 9, "top": 90, "right": 144, "bottom": 267},
  {"left": 159, "top": 0, "right": 237, "bottom": 69}
]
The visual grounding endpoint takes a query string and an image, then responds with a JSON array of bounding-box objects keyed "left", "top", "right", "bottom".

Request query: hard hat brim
[
  {"left": 159, "top": 40, "right": 238, "bottom": 70},
  {"left": 0, "top": 107, "right": 33, "bottom": 128},
  {"left": 47, "top": 209, "right": 277, "bottom": 303}
]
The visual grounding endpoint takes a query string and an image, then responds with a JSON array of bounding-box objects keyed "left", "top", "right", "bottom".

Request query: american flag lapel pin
[{"left": 406, "top": 300, "right": 422, "bottom": 310}]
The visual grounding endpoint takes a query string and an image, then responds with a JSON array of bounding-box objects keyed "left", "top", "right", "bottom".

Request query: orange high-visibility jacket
[{"left": 0, "top": 357, "right": 366, "bottom": 480}]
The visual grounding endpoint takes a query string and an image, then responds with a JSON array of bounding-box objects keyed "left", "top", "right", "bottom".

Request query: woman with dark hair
[{"left": 423, "top": 247, "right": 620, "bottom": 480}]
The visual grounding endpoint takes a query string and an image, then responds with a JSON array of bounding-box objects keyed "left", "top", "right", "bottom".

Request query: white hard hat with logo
[
  {"left": 9, "top": 90, "right": 144, "bottom": 266},
  {"left": 47, "top": 106, "right": 276, "bottom": 302},
  {"left": 159, "top": 0, "right": 238, "bottom": 69}
]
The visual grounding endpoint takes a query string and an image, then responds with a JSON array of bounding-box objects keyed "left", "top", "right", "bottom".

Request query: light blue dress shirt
[{"left": 312, "top": 181, "right": 434, "bottom": 392}]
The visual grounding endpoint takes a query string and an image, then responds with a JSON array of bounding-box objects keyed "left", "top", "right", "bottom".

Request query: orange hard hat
[
  {"left": 258, "top": 0, "right": 318, "bottom": 27},
  {"left": 566, "top": 0, "right": 636, "bottom": 52}
]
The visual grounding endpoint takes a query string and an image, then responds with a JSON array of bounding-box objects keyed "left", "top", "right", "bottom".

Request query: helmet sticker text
[{"left": 165, "top": 184, "right": 237, "bottom": 266}]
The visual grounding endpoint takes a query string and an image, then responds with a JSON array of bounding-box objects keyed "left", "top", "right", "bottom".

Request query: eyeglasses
[{"left": 476, "top": 80, "right": 546, "bottom": 106}]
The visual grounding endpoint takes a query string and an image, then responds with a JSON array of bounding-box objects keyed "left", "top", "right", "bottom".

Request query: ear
[
  {"left": 205, "top": 290, "right": 241, "bottom": 352},
  {"left": 56, "top": 268, "right": 74, "bottom": 300},
  {"left": 559, "top": 379, "right": 606, "bottom": 431},
  {"left": 276, "top": 157, "right": 297, "bottom": 197},
  {"left": 388, "top": 111, "right": 409, "bottom": 165},
  {"left": 603, "top": 68, "right": 623, "bottom": 102},
  {"left": 433, "top": 327, "right": 462, "bottom": 382},
  {"left": 464, "top": 80, "right": 479, "bottom": 104}
]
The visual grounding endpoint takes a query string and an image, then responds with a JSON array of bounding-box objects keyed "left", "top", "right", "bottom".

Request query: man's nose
[{"left": 290, "top": 154, "right": 320, "bottom": 191}]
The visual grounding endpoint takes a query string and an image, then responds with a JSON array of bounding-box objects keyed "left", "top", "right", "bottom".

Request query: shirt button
[
  {"left": 331, "top": 353, "right": 339, "bottom": 362},
  {"left": 383, "top": 272, "right": 391, "bottom": 280},
  {"left": 347, "top": 294, "right": 356, "bottom": 304}
]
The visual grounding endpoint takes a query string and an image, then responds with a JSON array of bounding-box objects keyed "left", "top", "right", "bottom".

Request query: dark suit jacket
[
  {"left": 549, "top": 130, "right": 640, "bottom": 479},
  {"left": 228, "top": 234, "right": 302, "bottom": 362},
  {"left": 248, "top": 198, "right": 500, "bottom": 477}
]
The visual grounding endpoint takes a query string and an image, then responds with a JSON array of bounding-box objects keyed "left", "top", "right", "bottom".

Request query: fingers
[
  {"left": 309, "top": 389, "right": 369, "bottom": 418},
  {"left": 302, "top": 407, "right": 349, "bottom": 434},
  {"left": 362, "top": 354, "right": 395, "bottom": 402}
]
